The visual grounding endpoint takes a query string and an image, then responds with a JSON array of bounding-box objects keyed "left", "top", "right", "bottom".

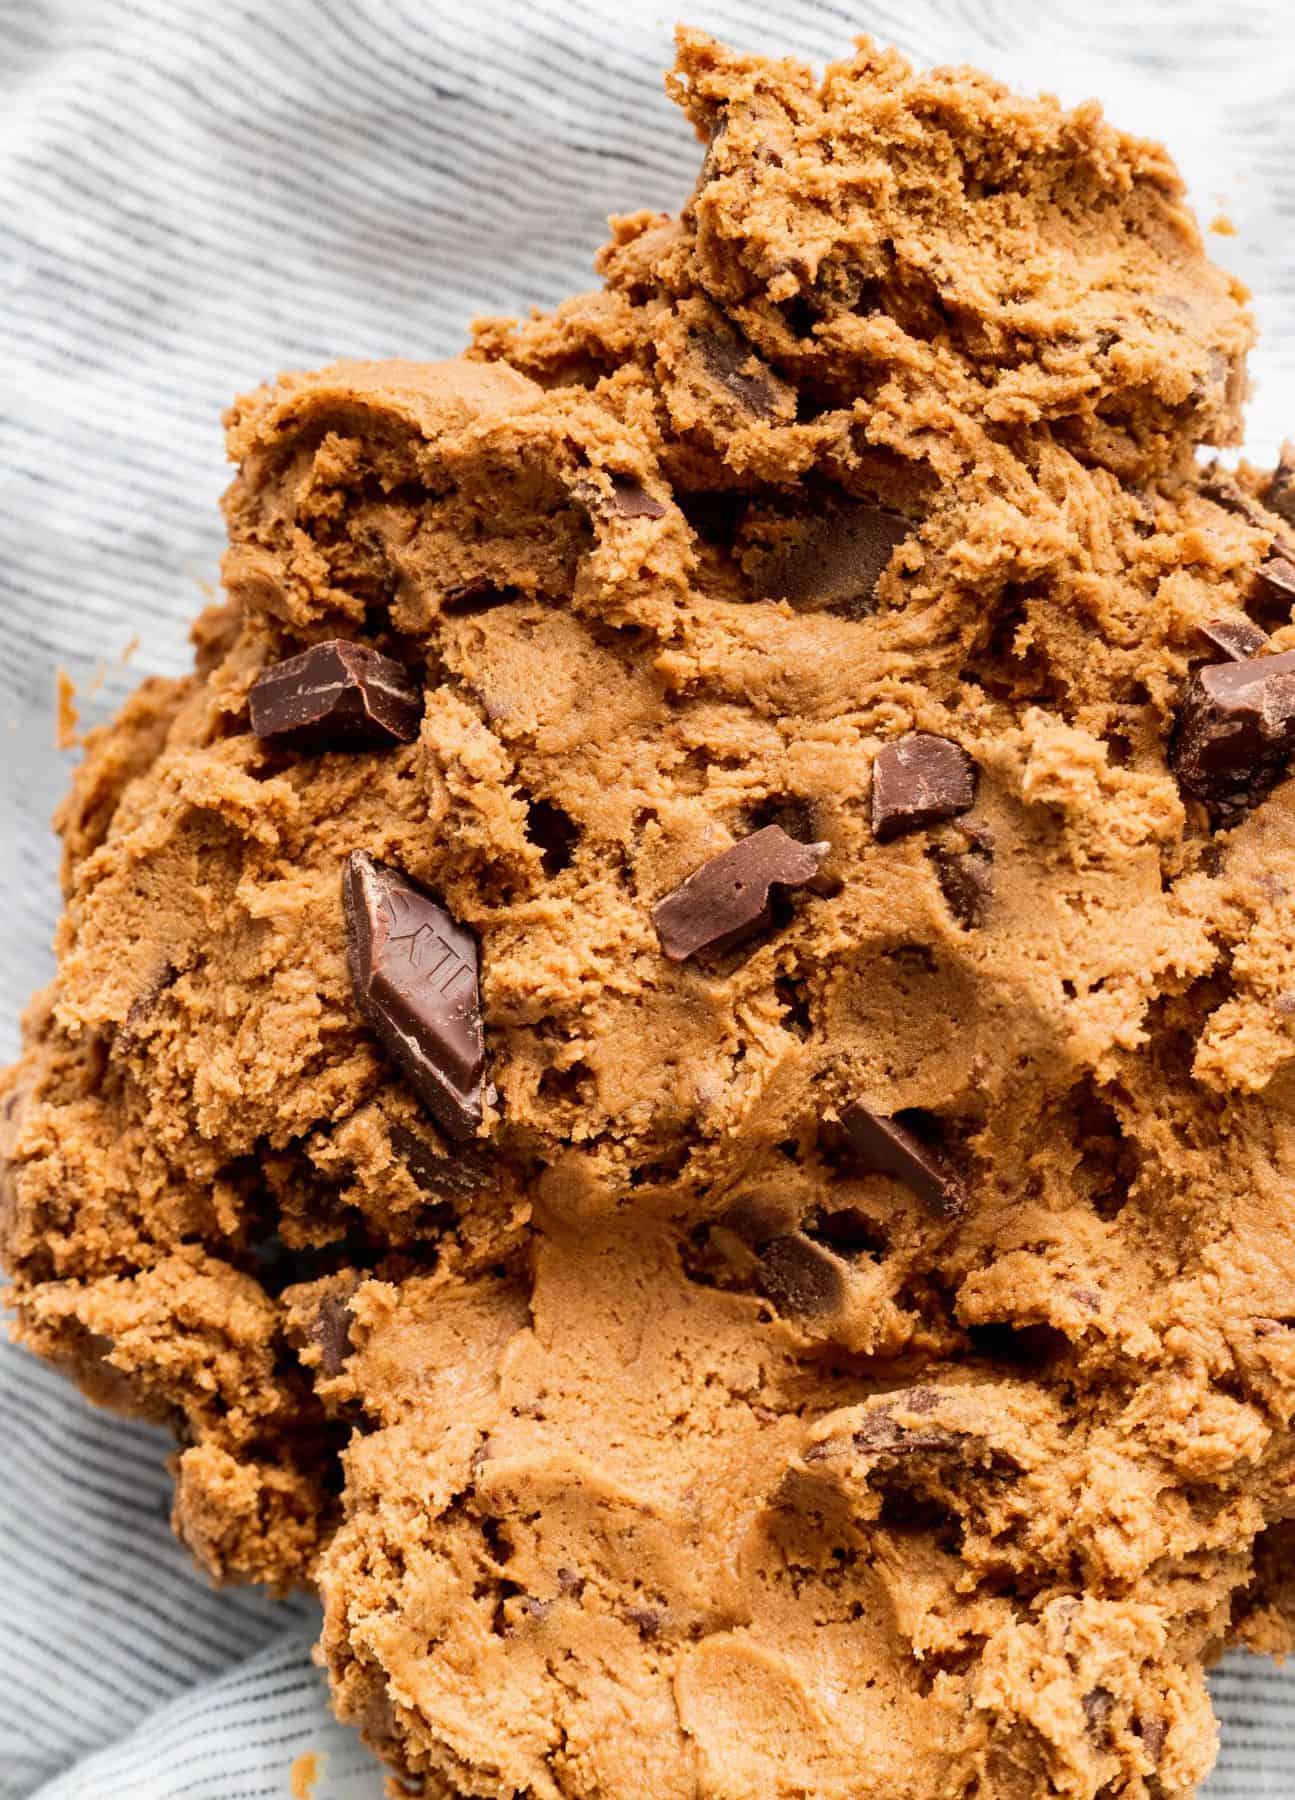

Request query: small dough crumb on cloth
[{"left": 5, "top": 27, "right": 1295, "bottom": 1800}]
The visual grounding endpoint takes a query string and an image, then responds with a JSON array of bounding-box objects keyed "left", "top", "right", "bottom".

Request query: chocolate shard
[
  {"left": 608, "top": 474, "right": 667, "bottom": 520},
  {"left": 840, "top": 1104, "right": 967, "bottom": 1219},
  {"left": 652, "top": 825, "right": 829, "bottom": 963},
  {"left": 928, "top": 844, "right": 994, "bottom": 929},
  {"left": 310, "top": 1293, "right": 355, "bottom": 1378},
  {"left": 691, "top": 326, "right": 794, "bottom": 422},
  {"left": 1256, "top": 553, "right": 1295, "bottom": 606},
  {"left": 250, "top": 641, "right": 422, "bottom": 752},
  {"left": 872, "top": 734, "right": 977, "bottom": 842},
  {"left": 1198, "top": 612, "right": 1270, "bottom": 662},
  {"left": 757, "top": 1233, "right": 847, "bottom": 1319},
  {"left": 755, "top": 503, "right": 912, "bottom": 618},
  {"left": 1170, "top": 649, "right": 1295, "bottom": 816},
  {"left": 1267, "top": 442, "right": 1295, "bottom": 528},
  {"left": 343, "top": 852, "right": 488, "bottom": 1140}
]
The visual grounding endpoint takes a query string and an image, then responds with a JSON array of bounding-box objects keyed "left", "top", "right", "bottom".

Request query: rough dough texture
[{"left": 4, "top": 27, "right": 1295, "bottom": 1800}]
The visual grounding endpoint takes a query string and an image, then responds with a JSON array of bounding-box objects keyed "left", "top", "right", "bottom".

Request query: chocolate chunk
[
  {"left": 1170, "top": 649, "right": 1295, "bottom": 816},
  {"left": 608, "top": 474, "right": 667, "bottom": 520},
  {"left": 840, "top": 1105, "right": 967, "bottom": 1219},
  {"left": 691, "top": 327, "right": 793, "bottom": 422},
  {"left": 250, "top": 641, "right": 421, "bottom": 752},
  {"left": 1267, "top": 442, "right": 1295, "bottom": 528},
  {"left": 311, "top": 1293, "right": 354, "bottom": 1378},
  {"left": 343, "top": 852, "right": 488, "bottom": 1139},
  {"left": 757, "top": 1234, "right": 847, "bottom": 1319},
  {"left": 1198, "top": 612, "right": 1270, "bottom": 662},
  {"left": 388, "top": 1122, "right": 487, "bottom": 1207},
  {"left": 625, "top": 1605, "right": 664, "bottom": 1638},
  {"left": 928, "top": 844, "right": 993, "bottom": 928},
  {"left": 755, "top": 503, "right": 912, "bottom": 617},
  {"left": 1083, "top": 1687, "right": 1115, "bottom": 1741},
  {"left": 1256, "top": 553, "right": 1295, "bottom": 606},
  {"left": 851, "top": 1408, "right": 964, "bottom": 1456},
  {"left": 872, "top": 735, "right": 977, "bottom": 842},
  {"left": 652, "top": 825, "right": 829, "bottom": 963}
]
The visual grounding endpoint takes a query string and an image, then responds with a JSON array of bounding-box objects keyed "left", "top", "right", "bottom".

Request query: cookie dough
[{"left": 4, "top": 27, "right": 1295, "bottom": 1800}]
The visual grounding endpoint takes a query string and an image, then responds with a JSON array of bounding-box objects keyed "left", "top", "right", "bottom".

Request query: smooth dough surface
[{"left": 4, "top": 28, "right": 1295, "bottom": 1800}]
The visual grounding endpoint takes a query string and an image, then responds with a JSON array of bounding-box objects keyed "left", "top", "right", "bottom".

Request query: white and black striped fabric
[{"left": 2, "top": 2, "right": 1294, "bottom": 1793}]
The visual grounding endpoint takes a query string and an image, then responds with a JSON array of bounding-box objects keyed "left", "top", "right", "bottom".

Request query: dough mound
[{"left": 4, "top": 29, "right": 1295, "bottom": 1800}]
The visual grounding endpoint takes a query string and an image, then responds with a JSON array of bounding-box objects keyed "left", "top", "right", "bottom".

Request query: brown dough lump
[{"left": 4, "top": 29, "right": 1295, "bottom": 1800}]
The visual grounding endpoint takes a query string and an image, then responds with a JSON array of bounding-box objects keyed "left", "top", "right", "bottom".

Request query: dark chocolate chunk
[
  {"left": 388, "top": 1122, "right": 486, "bottom": 1207},
  {"left": 626, "top": 1605, "right": 664, "bottom": 1638},
  {"left": 755, "top": 503, "right": 912, "bottom": 618},
  {"left": 691, "top": 327, "right": 793, "bottom": 422},
  {"left": 608, "top": 474, "right": 667, "bottom": 520},
  {"left": 1197, "top": 612, "right": 1270, "bottom": 662},
  {"left": 652, "top": 825, "right": 829, "bottom": 963},
  {"left": 1256, "top": 553, "right": 1295, "bottom": 605},
  {"left": 250, "top": 641, "right": 421, "bottom": 752},
  {"left": 343, "top": 852, "right": 488, "bottom": 1139},
  {"left": 928, "top": 844, "right": 993, "bottom": 928},
  {"left": 757, "top": 1234, "right": 847, "bottom": 1319},
  {"left": 840, "top": 1104, "right": 967, "bottom": 1219},
  {"left": 1267, "top": 442, "right": 1295, "bottom": 528},
  {"left": 1170, "top": 649, "right": 1295, "bottom": 816},
  {"left": 872, "top": 735, "right": 977, "bottom": 842},
  {"left": 311, "top": 1293, "right": 355, "bottom": 1378}
]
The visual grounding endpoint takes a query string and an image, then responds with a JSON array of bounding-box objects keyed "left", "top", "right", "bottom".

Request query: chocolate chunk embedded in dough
[
  {"left": 1255, "top": 554, "right": 1295, "bottom": 606},
  {"left": 1198, "top": 613, "right": 1270, "bottom": 662},
  {"left": 840, "top": 1105, "right": 967, "bottom": 1219},
  {"left": 652, "top": 825, "right": 829, "bottom": 963},
  {"left": 249, "top": 641, "right": 422, "bottom": 752},
  {"left": 691, "top": 326, "right": 794, "bottom": 421},
  {"left": 757, "top": 1233, "right": 847, "bottom": 1318},
  {"left": 871, "top": 735, "right": 977, "bottom": 842},
  {"left": 608, "top": 474, "right": 667, "bottom": 520},
  {"left": 755, "top": 503, "right": 912, "bottom": 617},
  {"left": 343, "top": 852, "right": 488, "bottom": 1140},
  {"left": 928, "top": 844, "right": 994, "bottom": 928},
  {"left": 1170, "top": 650, "right": 1295, "bottom": 815},
  {"left": 311, "top": 1293, "right": 355, "bottom": 1378},
  {"left": 1267, "top": 443, "right": 1295, "bottom": 528}
]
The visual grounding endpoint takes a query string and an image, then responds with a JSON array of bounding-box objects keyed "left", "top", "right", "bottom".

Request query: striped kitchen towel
[{"left": 2, "top": 1, "right": 1294, "bottom": 1793}]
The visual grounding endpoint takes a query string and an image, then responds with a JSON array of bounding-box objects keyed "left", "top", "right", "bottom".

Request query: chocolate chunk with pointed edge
[
  {"left": 388, "top": 1122, "right": 487, "bottom": 1207},
  {"left": 757, "top": 1234, "right": 846, "bottom": 1318},
  {"left": 840, "top": 1105, "right": 967, "bottom": 1219},
  {"left": 343, "top": 852, "right": 488, "bottom": 1140},
  {"left": 1268, "top": 443, "right": 1295, "bottom": 528},
  {"left": 311, "top": 1294, "right": 354, "bottom": 1378},
  {"left": 872, "top": 735, "right": 977, "bottom": 842},
  {"left": 652, "top": 825, "right": 829, "bottom": 963},
  {"left": 1170, "top": 650, "right": 1295, "bottom": 816},
  {"left": 755, "top": 503, "right": 912, "bottom": 617},
  {"left": 1256, "top": 553, "right": 1295, "bottom": 605},
  {"left": 608, "top": 474, "right": 667, "bottom": 520},
  {"left": 928, "top": 843, "right": 994, "bottom": 928},
  {"left": 691, "top": 327, "right": 793, "bottom": 422},
  {"left": 1198, "top": 612, "right": 1270, "bottom": 662},
  {"left": 250, "top": 641, "right": 421, "bottom": 752}
]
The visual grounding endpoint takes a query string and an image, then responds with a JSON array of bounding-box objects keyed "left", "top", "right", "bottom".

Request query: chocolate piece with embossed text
[
  {"left": 872, "top": 734, "right": 977, "bottom": 842},
  {"left": 343, "top": 852, "right": 488, "bottom": 1139},
  {"left": 840, "top": 1104, "right": 967, "bottom": 1219},
  {"left": 755, "top": 503, "right": 911, "bottom": 617},
  {"left": 250, "top": 641, "right": 422, "bottom": 752},
  {"left": 652, "top": 825, "right": 829, "bottom": 962},
  {"left": 1170, "top": 650, "right": 1295, "bottom": 818}
]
